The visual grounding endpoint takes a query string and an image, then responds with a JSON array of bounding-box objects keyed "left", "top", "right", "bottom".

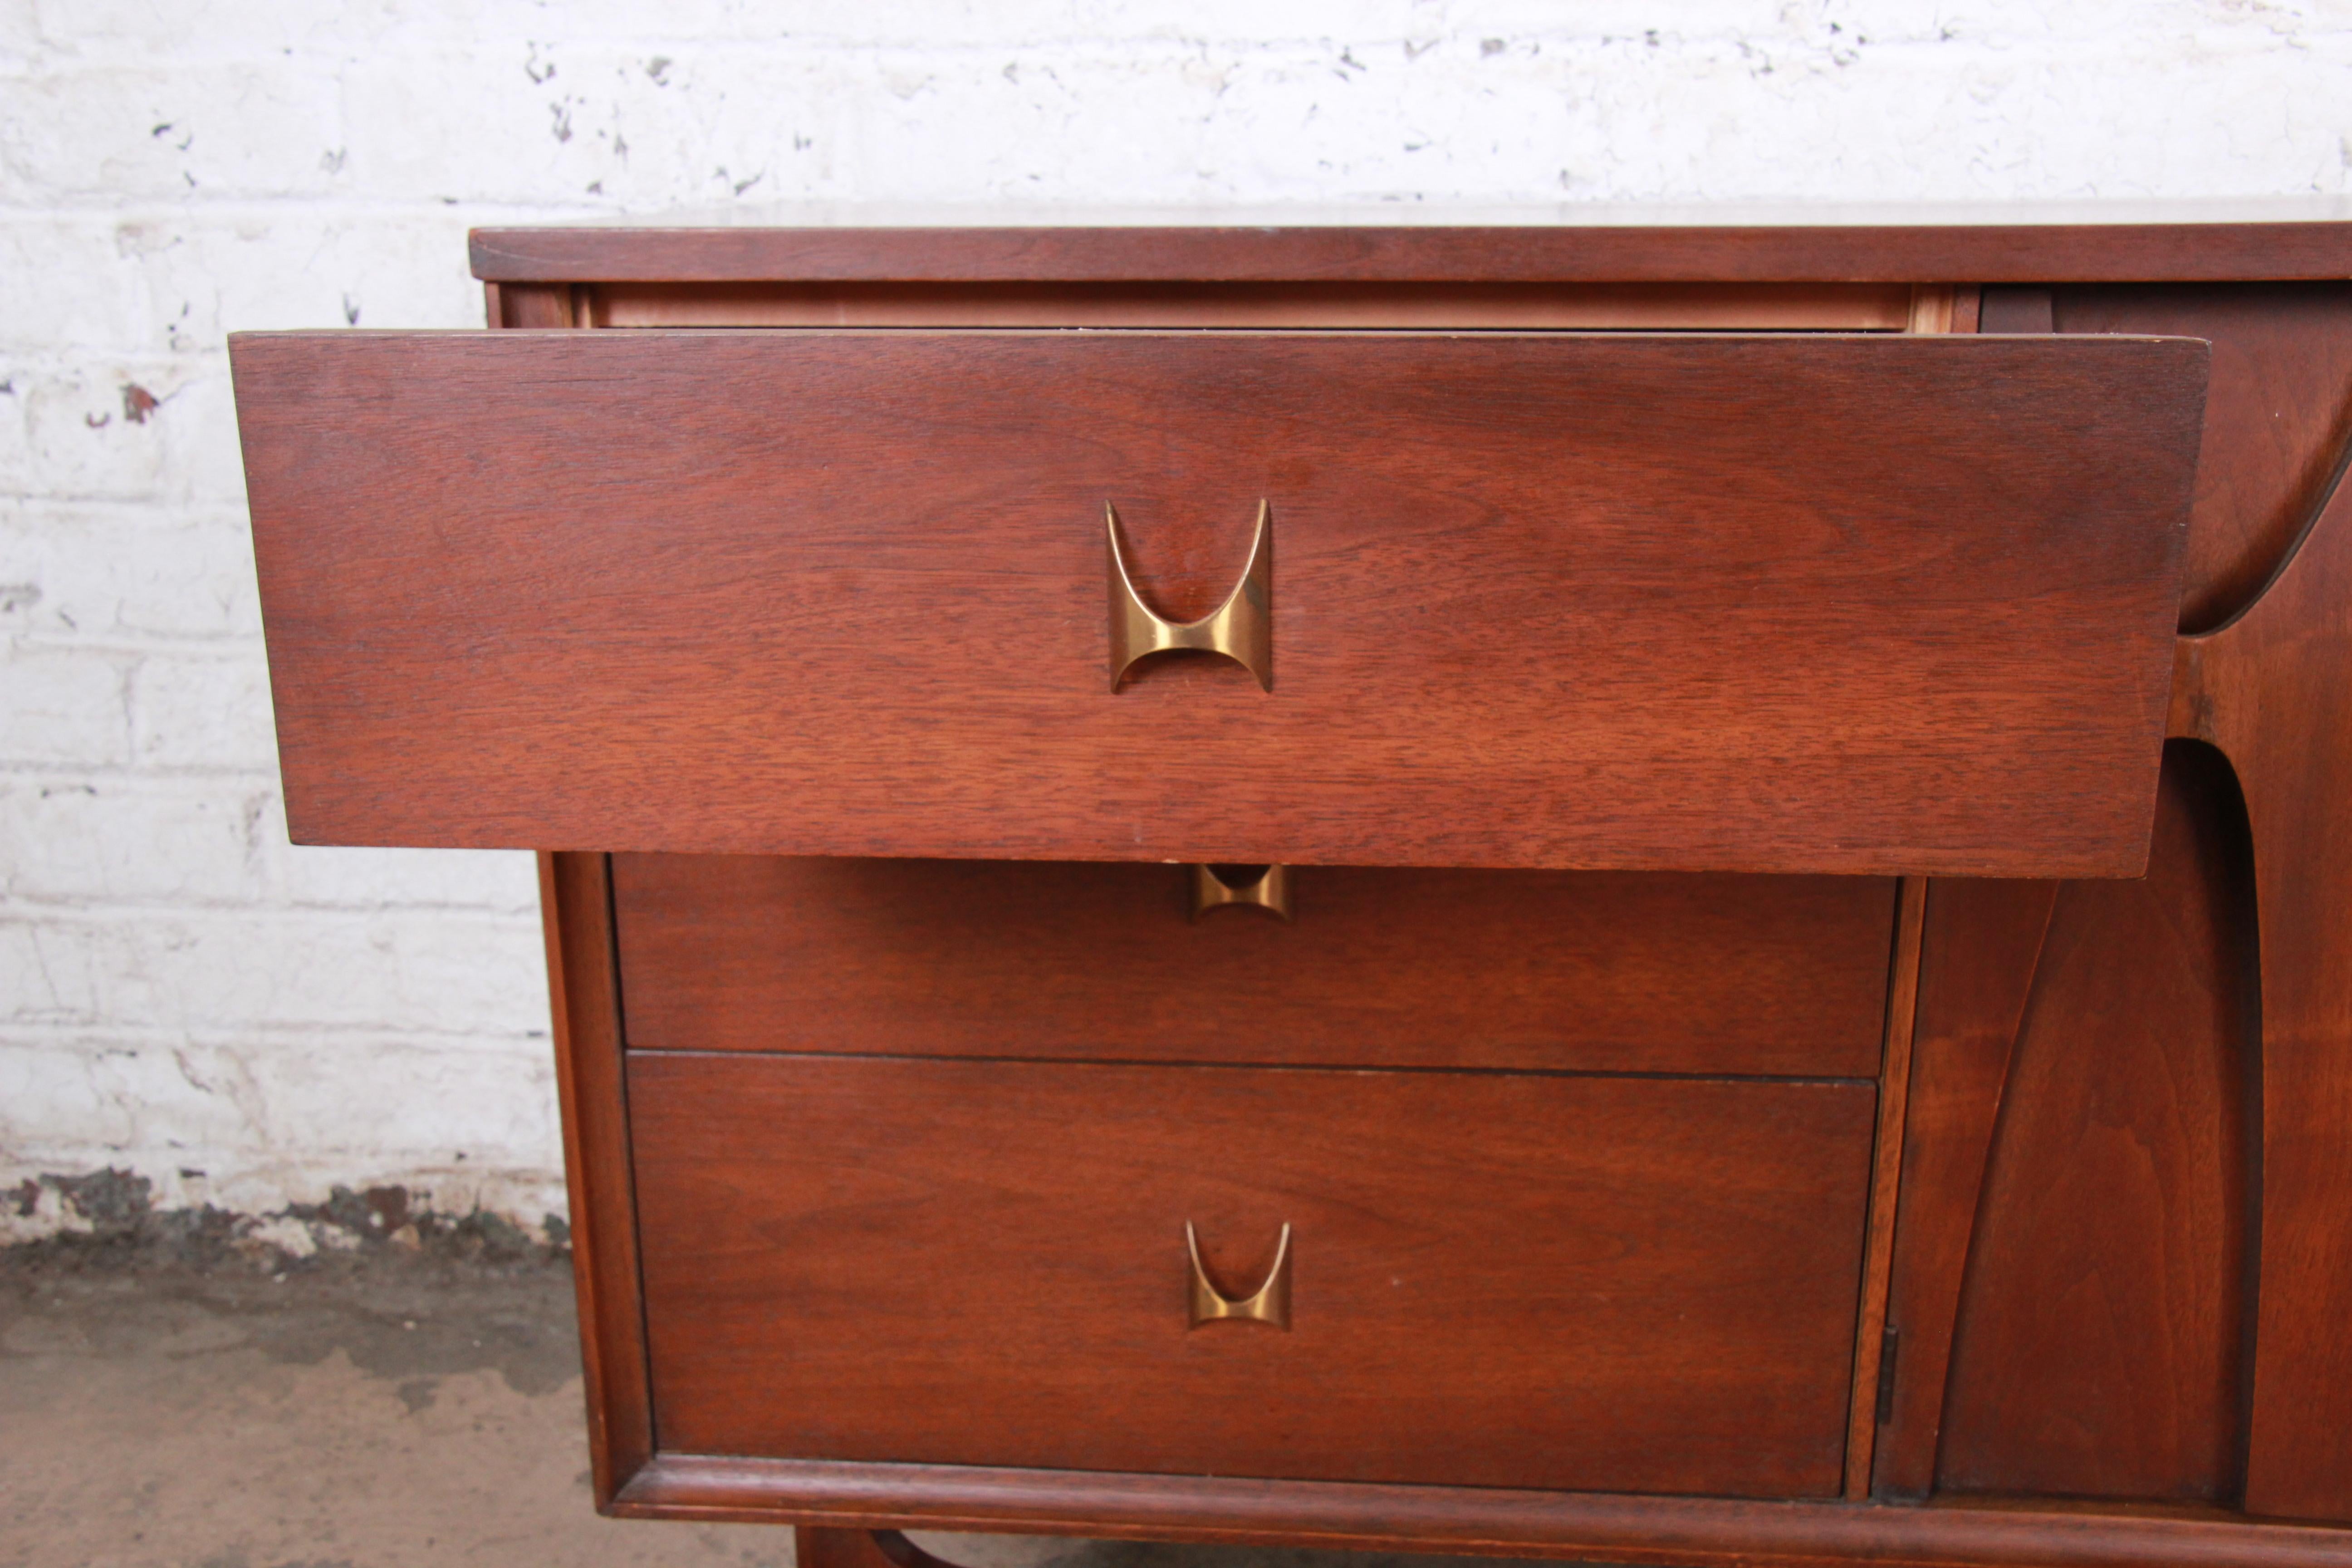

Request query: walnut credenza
[{"left": 228, "top": 213, "right": 2352, "bottom": 1568}]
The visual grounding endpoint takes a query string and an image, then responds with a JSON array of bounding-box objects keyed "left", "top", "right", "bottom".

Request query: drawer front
[
  {"left": 612, "top": 856, "right": 1897, "bottom": 1077},
  {"left": 231, "top": 329, "right": 2204, "bottom": 876},
  {"left": 629, "top": 1054, "right": 1877, "bottom": 1499}
]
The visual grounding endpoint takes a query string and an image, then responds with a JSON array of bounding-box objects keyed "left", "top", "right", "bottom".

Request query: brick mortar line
[
  {"left": 0, "top": 901, "right": 542, "bottom": 921},
  {"left": 0, "top": 900, "right": 543, "bottom": 919},
  {"left": 0, "top": 764, "right": 284, "bottom": 780},
  {"left": 0, "top": 500, "right": 255, "bottom": 519},
  {"left": 0, "top": 771, "right": 282, "bottom": 791},
  {"left": 0, "top": 359, "right": 233, "bottom": 377},
  {"left": 0, "top": 1031, "right": 556, "bottom": 1053},
  {"left": 0, "top": 897, "right": 543, "bottom": 917},
  {"left": 5, "top": 634, "right": 268, "bottom": 653},
  {"left": 0, "top": 1024, "right": 553, "bottom": 1046},
  {"left": 0, "top": 28, "right": 2297, "bottom": 62},
  {"left": 0, "top": 497, "right": 256, "bottom": 510}
]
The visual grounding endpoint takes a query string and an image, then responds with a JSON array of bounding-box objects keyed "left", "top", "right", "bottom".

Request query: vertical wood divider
[
  {"left": 539, "top": 850, "right": 654, "bottom": 1501},
  {"left": 498, "top": 280, "right": 577, "bottom": 328},
  {"left": 1845, "top": 876, "right": 1930, "bottom": 1499}
]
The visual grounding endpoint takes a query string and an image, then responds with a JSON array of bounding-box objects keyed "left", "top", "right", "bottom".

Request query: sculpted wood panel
[
  {"left": 610, "top": 856, "right": 1896, "bottom": 1078},
  {"left": 2053, "top": 284, "right": 2352, "bottom": 632},
  {"left": 1935, "top": 746, "right": 2258, "bottom": 1503},
  {"left": 2174, "top": 446, "right": 2352, "bottom": 1523},
  {"left": 231, "top": 329, "right": 2204, "bottom": 875},
  {"left": 627, "top": 1054, "right": 1875, "bottom": 1500},
  {"left": 1870, "top": 876, "right": 2058, "bottom": 1501}
]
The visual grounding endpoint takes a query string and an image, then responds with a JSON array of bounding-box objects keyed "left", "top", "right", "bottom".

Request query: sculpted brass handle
[
  {"left": 1191, "top": 862, "right": 1292, "bottom": 922},
  {"left": 1106, "top": 500, "right": 1272, "bottom": 692},
  {"left": 1186, "top": 1221, "right": 1292, "bottom": 1330}
]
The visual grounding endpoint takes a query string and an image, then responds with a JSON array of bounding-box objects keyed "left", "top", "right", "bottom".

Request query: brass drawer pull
[
  {"left": 1106, "top": 499, "right": 1273, "bottom": 692},
  {"left": 1191, "top": 862, "right": 1292, "bottom": 921},
  {"left": 1186, "top": 1221, "right": 1293, "bottom": 1330}
]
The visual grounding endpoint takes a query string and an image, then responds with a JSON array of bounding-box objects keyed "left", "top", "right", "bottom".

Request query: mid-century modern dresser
[{"left": 228, "top": 211, "right": 2352, "bottom": 1568}]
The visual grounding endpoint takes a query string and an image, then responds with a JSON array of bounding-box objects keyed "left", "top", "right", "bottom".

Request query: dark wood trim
[
  {"left": 612, "top": 1455, "right": 2352, "bottom": 1567},
  {"left": 469, "top": 218, "right": 2352, "bottom": 287},
  {"left": 1846, "top": 877, "right": 1929, "bottom": 1498},
  {"left": 538, "top": 850, "right": 653, "bottom": 1501}
]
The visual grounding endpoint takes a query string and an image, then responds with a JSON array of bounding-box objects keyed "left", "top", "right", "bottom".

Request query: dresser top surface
[{"left": 470, "top": 198, "right": 2352, "bottom": 285}]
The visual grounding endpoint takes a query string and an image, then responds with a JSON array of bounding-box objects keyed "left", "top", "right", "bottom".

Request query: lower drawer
[{"left": 629, "top": 1054, "right": 1877, "bottom": 1499}]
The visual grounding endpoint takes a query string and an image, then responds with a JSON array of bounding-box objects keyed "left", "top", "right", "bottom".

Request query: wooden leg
[{"left": 797, "top": 1528, "right": 964, "bottom": 1568}]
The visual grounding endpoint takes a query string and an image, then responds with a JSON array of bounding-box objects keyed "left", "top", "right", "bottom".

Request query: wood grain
[
  {"left": 2053, "top": 285, "right": 2352, "bottom": 632},
  {"left": 1871, "top": 876, "right": 2059, "bottom": 1500},
  {"left": 1844, "top": 876, "right": 1929, "bottom": 1499},
  {"left": 2173, "top": 436, "right": 2352, "bottom": 1523},
  {"left": 608, "top": 856, "right": 1897, "bottom": 1078},
  {"left": 466, "top": 216, "right": 2352, "bottom": 286},
  {"left": 588, "top": 280, "right": 1916, "bottom": 330},
  {"left": 230, "top": 328, "right": 2206, "bottom": 875},
  {"left": 1936, "top": 745, "right": 2259, "bottom": 1504},
  {"left": 627, "top": 1053, "right": 1876, "bottom": 1500},
  {"left": 613, "top": 1454, "right": 2352, "bottom": 1568},
  {"left": 536, "top": 851, "right": 653, "bottom": 1504}
]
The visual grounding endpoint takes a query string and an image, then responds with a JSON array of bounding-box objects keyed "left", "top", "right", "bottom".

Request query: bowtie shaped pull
[
  {"left": 1186, "top": 1221, "right": 1293, "bottom": 1329},
  {"left": 1106, "top": 500, "right": 1273, "bottom": 693}
]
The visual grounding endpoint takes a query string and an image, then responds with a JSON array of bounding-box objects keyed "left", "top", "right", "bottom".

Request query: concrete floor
[{"left": 0, "top": 1248, "right": 1563, "bottom": 1568}]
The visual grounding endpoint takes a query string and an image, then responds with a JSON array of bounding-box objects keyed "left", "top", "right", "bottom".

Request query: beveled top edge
[{"left": 470, "top": 200, "right": 2352, "bottom": 285}]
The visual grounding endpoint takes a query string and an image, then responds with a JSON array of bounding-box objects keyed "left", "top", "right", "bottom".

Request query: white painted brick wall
[{"left": 3, "top": 1, "right": 2347, "bottom": 1241}]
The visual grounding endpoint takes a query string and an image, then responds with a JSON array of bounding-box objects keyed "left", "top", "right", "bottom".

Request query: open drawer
[{"left": 228, "top": 329, "right": 2206, "bottom": 875}]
